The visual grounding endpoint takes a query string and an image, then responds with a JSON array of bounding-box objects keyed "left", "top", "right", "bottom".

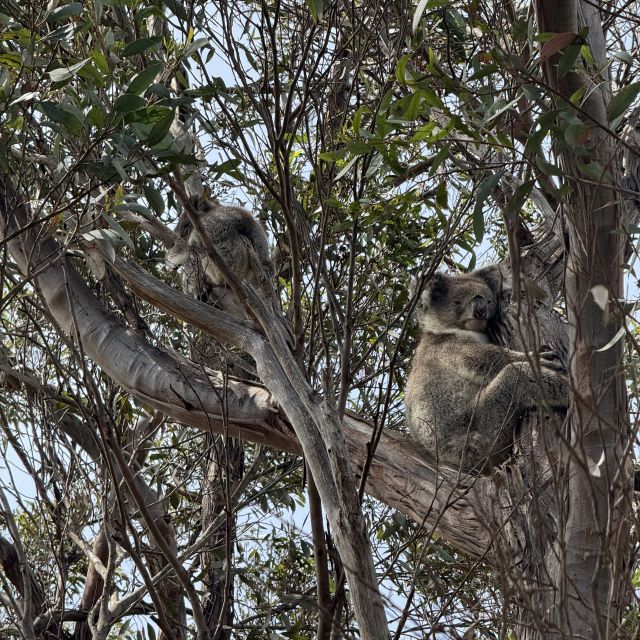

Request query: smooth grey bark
[{"left": 516, "top": 1, "right": 633, "bottom": 637}]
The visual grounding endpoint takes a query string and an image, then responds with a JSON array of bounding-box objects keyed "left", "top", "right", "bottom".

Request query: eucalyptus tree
[{"left": 0, "top": 0, "right": 638, "bottom": 638}]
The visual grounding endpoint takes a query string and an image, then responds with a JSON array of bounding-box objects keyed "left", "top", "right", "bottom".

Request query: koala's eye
[{"left": 452, "top": 299, "right": 463, "bottom": 307}]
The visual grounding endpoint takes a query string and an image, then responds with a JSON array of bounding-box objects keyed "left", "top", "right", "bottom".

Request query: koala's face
[{"left": 416, "top": 272, "right": 498, "bottom": 334}]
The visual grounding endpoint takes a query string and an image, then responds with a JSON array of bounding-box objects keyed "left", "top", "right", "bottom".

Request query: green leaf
[
  {"left": 577, "top": 160, "right": 608, "bottom": 181},
  {"left": 90, "top": 50, "right": 109, "bottom": 75},
  {"left": 505, "top": 180, "right": 534, "bottom": 217},
  {"left": 564, "top": 122, "right": 590, "bottom": 147},
  {"left": 596, "top": 326, "right": 625, "bottom": 352},
  {"left": 82, "top": 229, "right": 117, "bottom": 262},
  {"left": 612, "top": 50, "right": 633, "bottom": 65},
  {"left": 345, "top": 141, "right": 371, "bottom": 155},
  {"left": 319, "top": 149, "right": 347, "bottom": 162},
  {"left": 103, "top": 214, "right": 135, "bottom": 250},
  {"left": 395, "top": 54, "right": 411, "bottom": 84},
  {"left": 569, "top": 86, "right": 586, "bottom": 105},
  {"left": 413, "top": 0, "right": 429, "bottom": 32},
  {"left": 185, "top": 38, "right": 210, "bottom": 57},
  {"left": 352, "top": 105, "right": 370, "bottom": 134},
  {"left": 607, "top": 82, "right": 640, "bottom": 123},
  {"left": 114, "top": 93, "right": 146, "bottom": 113},
  {"left": 334, "top": 156, "right": 358, "bottom": 180},
  {"left": 127, "top": 62, "right": 163, "bottom": 95},
  {"left": 435, "top": 181, "right": 448, "bottom": 208},
  {"left": 46, "top": 2, "right": 83, "bottom": 22},
  {"left": 580, "top": 44, "right": 595, "bottom": 65},
  {"left": 212, "top": 158, "right": 242, "bottom": 180},
  {"left": 9, "top": 91, "right": 38, "bottom": 106},
  {"left": 147, "top": 109, "right": 174, "bottom": 146},
  {"left": 39, "top": 101, "right": 84, "bottom": 136},
  {"left": 121, "top": 36, "right": 162, "bottom": 57},
  {"left": 305, "top": 0, "right": 324, "bottom": 21},
  {"left": 144, "top": 185, "right": 165, "bottom": 214},
  {"left": 48, "top": 58, "right": 91, "bottom": 83},
  {"left": 87, "top": 105, "right": 105, "bottom": 128},
  {"left": 429, "top": 143, "right": 450, "bottom": 176},
  {"left": 557, "top": 44, "right": 581, "bottom": 77},
  {"left": 472, "top": 172, "right": 504, "bottom": 243},
  {"left": 512, "top": 18, "right": 529, "bottom": 42}
]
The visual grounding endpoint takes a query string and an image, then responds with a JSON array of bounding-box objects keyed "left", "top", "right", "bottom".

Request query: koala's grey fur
[
  {"left": 167, "top": 197, "right": 273, "bottom": 309},
  {"left": 405, "top": 266, "right": 567, "bottom": 472}
]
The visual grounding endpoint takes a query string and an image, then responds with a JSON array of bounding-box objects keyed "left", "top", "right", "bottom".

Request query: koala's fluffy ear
[
  {"left": 426, "top": 272, "right": 449, "bottom": 299},
  {"left": 474, "top": 264, "right": 502, "bottom": 296}
]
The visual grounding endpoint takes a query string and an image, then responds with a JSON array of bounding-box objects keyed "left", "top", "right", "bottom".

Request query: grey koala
[
  {"left": 167, "top": 197, "right": 274, "bottom": 310},
  {"left": 405, "top": 266, "right": 568, "bottom": 472}
]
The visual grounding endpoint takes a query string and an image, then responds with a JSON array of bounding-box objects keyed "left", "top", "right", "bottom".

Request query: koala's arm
[
  {"left": 474, "top": 360, "right": 567, "bottom": 417},
  {"left": 453, "top": 361, "right": 568, "bottom": 470}
]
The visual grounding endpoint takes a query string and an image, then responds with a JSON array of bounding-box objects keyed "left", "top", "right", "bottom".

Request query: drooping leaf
[
  {"left": 557, "top": 44, "right": 581, "bottom": 77},
  {"left": 121, "top": 36, "right": 163, "bottom": 57},
  {"left": 102, "top": 214, "right": 135, "bottom": 250},
  {"left": 114, "top": 93, "right": 146, "bottom": 113},
  {"left": 319, "top": 149, "right": 348, "bottom": 162},
  {"left": 46, "top": 2, "right": 83, "bottom": 22},
  {"left": 305, "top": 0, "right": 324, "bottom": 21},
  {"left": 9, "top": 91, "right": 38, "bottom": 106},
  {"left": 147, "top": 109, "right": 174, "bottom": 146},
  {"left": 39, "top": 101, "right": 84, "bottom": 136},
  {"left": 540, "top": 32, "right": 578, "bottom": 64},
  {"left": 472, "top": 172, "right": 504, "bottom": 243},
  {"left": 144, "top": 185, "right": 165, "bottom": 214},
  {"left": 127, "top": 63, "right": 163, "bottom": 96},
  {"left": 413, "top": 0, "right": 429, "bottom": 33},
  {"left": 48, "top": 58, "right": 91, "bottom": 83},
  {"left": 505, "top": 180, "right": 534, "bottom": 217},
  {"left": 564, "top": 122, "right": 590, "bottom": 147},
  {"left": 607, "top": 83, "right": 640, "bottom": 123}
]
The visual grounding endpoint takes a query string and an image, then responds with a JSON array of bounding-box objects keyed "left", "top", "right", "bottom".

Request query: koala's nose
[{"left": 472, "top": 296, "right": 488, "bottom": 319}]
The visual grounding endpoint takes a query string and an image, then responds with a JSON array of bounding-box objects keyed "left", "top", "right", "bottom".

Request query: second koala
[
  {"left": 405, "top": 266, "right": 567, "bottom": 472},
  {"left": 167, "top": 197, "right": 274, "bottom": 309}
]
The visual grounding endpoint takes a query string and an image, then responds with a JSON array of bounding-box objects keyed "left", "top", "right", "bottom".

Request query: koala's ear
[
  {"left": 474, "top": 264, "right": 502, "bottom": 296},
  {"left": 190, "top": 191, "right": 214, "bottom": 213},
  {"left": 424, "top": 272, "right": 448, "bottom": 303}
]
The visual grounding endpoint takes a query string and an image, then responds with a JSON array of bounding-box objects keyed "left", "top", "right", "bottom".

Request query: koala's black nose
[{"left": 472, "top": 296, "right": 488, "bottom": 319}]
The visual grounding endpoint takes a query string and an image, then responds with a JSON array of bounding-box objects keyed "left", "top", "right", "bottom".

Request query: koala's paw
[{"left": 539, "top": 350, "right": 566, "bottom": 372}]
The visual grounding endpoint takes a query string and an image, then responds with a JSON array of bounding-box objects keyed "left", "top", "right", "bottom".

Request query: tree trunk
[{"left": 487, "top": 1, "right": 635, "bottom": 636}]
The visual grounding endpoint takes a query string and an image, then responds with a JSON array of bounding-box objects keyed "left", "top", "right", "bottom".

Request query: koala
[
  {"left": 405, "top": 266, "right": 567, "bottom": 473},
  {"left": 167, "top": 197, "right": 274, "bottom": 311}
]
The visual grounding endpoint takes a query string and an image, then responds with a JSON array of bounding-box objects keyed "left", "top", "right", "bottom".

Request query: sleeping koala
[
  {"left": 405, "top": 266, "right": 567, "bottom": 472},
  {"left": 167, "top": 196, "right": 273, "bottom": 313}
]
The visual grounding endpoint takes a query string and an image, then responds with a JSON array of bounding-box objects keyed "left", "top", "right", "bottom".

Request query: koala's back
[
  {"left": 169, "top": 199, "right": 273, "bottom": 294},
  {"left": 187, "top": 205, "right": 257, "bottom": 283}
]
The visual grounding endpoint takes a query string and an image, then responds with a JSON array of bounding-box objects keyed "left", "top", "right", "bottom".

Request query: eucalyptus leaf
[
  {"left": 127, "top": 63, "right": 164, "bottom": 96},
  {"left": 46, "top": 2, "right": 83, "bottom": 22},
  {"left": 607, "top": 82, "right": 640, "bottom": 123},
  {"left": 122, "top": 36, "right": 162, "bottom": 57},
  {"left": 147, "top": 109, "right": 174, "bottom": 146},
  {"left": 472, "top": 172, "right": 504, "bottom": 243}
]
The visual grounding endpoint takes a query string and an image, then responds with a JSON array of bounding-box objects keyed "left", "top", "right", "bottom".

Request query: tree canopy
[{"left": 0, "top": 0, "right": 638, "bottom": 638}]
